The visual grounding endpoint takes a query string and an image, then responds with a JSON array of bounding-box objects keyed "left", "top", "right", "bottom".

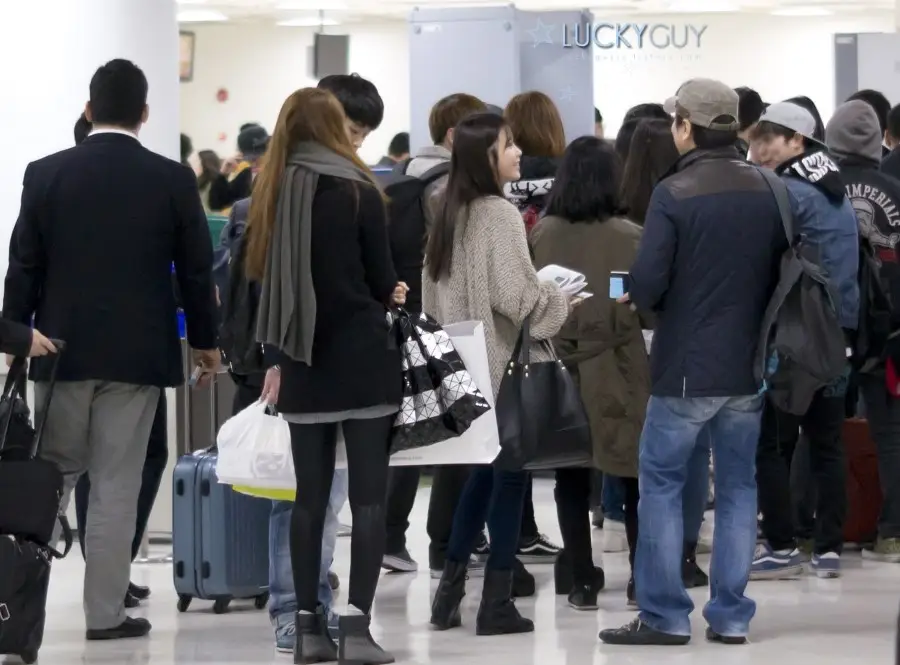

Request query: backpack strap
[
  {"left": 755, "top": 167, "right": 796, "bottom": 245},
  {"left": 419, "top": 162, "right": 451, "bottom": 185}
]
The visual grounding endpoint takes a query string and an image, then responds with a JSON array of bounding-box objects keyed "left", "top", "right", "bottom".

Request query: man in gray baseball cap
[
  {"left": 747, "top": 100, "right": 859, "bottom": 585},
  {"left": 601, "top": 78, "right": 786, "bottom": 647}
]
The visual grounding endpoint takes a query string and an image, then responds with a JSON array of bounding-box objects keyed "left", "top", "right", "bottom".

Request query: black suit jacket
[{"left": 3, "top": 132, "right": 217, "bottom": 386}]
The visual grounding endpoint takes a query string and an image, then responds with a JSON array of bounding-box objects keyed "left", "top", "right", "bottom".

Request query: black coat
[
  {"left": 3, "top": 132, "right": 217, "bottom": 386},
  {"left": 0, "top": 319, "right": 33, "bottom": 358},
  {"left": 629, "top": 147, "right": 787, "bottom": 398},
  {"left": 276, "top": 176, "right": 402, "bottom": 414}
]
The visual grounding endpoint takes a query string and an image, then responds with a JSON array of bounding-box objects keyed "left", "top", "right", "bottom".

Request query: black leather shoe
[
  {"left": 337, "top": 614, "right": 394, "bottom": 665},
  {"left": 706, "top": 627, "right": 748, "bottom": 645},
  {"left": 683, "top": 542, "right": 709, "bottom": 588},
  {"left": 599, "top": 617, "right": 689, "bottom": 646},
  {"left": 430, "top": 560, "right": 467, "bottom": 630},
  {"left": 475, "top": 569, "right": 534, "bottom": 636},
  {"left": 86, "top": 617, "right": 152, "bottom": 641},
  {"left": 295, "top": 608, "right": 338, "bottom": 664},
  {"left": 567, "top": 566, "right": 604, "bottom": 610},
  {"left": 124, "top": 592, "right": 140, "bottom": 609},
  {"left": 128, "top": 582, "right": 151, "bottom": 600}
]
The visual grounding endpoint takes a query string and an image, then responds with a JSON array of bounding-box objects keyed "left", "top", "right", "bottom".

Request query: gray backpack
[{"left": 754, "top": 168, "right": 848, "bottom": 415}]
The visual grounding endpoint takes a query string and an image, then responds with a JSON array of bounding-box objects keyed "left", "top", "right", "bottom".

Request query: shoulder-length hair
[
  {"left": 425, "top": 113, "right": 510, "bottom": 281},
  {"left": 504, "top": 91, "right": 565, "bottom": 158},
  {"left": 244, "top": 87, "right": 377, "bottom": 280},
  {"left": 620, "top": 119, "right": 679, "bottom": 225},
  {"left": 543, "top": 136, "right": 622, "bottom": 222}
]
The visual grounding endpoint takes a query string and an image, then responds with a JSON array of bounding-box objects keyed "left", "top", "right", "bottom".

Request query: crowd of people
[{"left": 4, "top": 54, "right": 900, "bottom": 663}]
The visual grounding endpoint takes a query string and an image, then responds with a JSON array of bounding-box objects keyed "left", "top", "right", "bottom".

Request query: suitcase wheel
[
  {"left": 177, "top": 594, "right": 192, "bottom": 613},
  {"left": 254, "top": 592, "right": 269, "bottom": 610},
  {"left": 213, "top": 598, "right": 231, "bottom": 614},
  {"left": 21, "top": 649, "right": 38, "bottom": 664}
]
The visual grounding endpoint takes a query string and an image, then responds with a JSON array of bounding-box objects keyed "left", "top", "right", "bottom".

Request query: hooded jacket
[
  {"left": 775, "top": 148, "right": 860, "bottom": 330},
  {"left": 503, "top": 155, "right": 558, "bottom": 234},
  {"left": 827, "top": 101, "right": 900, "bottom": 366}
]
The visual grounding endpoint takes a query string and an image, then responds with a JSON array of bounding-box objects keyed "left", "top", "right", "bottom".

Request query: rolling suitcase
[{"left": 172, "top": 449, "right": 270, "bottom": 614}]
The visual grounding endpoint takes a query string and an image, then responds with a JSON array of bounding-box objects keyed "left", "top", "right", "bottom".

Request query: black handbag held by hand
[
  {"left": 390, "top": 309, "right": 492, "bottom": 455},
  {"left": 493, "top": 318, "right": 593, "bottom": 471},
  {"left": 0, "top": 344, "right": 68, "bottom": 547}
]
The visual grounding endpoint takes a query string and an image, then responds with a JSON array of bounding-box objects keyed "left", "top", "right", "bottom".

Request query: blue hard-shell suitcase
[{"left": 172, "top": 450, "right": 271, "bottom": 614}]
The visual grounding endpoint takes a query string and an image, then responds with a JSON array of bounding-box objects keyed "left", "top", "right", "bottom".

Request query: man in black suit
[{"left": 3, "top": 58, "right": 219, "bottom": 640}]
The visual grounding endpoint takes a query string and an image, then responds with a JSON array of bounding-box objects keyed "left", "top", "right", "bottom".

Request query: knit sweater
[{"left": 422, "top": 196, "right": 570, "bottom": 398}]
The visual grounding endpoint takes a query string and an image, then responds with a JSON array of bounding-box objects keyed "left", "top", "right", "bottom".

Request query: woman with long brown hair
[
  {"left": 503, "top": 91, "right": 566, "bottom": 235},
  {"left": 246, "top": 87, "right": 406, "bottom": 665}
]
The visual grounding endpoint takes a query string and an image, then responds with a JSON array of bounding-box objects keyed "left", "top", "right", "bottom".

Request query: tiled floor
[{"left": 29, "top": 479, "right": 900, "bottom": 664}]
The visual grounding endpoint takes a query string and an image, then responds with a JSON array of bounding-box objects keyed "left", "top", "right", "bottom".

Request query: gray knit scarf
[{"left": 256, "top": 141, "right": 371, "bottom": 364}]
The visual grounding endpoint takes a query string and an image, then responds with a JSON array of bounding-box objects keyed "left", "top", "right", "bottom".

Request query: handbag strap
[
  {"left": 29, "top": 340, "right": 67, "bottom": 458},
  {"left": 755, "top": 166, "right": 797, "bottom": 247},
  {"left": 510, "top": 316, "right": 533, "bottom": 366},
  {"left": 48, "top": 514, "right": 73, "bottom": 560},
  {"left": 0, "top": 357, "right": 29, "bottom": 455}
]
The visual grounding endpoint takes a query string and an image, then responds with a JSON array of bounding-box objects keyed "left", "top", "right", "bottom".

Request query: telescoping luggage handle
[{"left": 0, "top": 339, "right": 67, "bottom": 458}]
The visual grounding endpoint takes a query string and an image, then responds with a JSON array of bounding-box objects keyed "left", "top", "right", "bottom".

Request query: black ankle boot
[
  {"left": 554, "top": 549, "right": 573, "bottom": 595},
  {"left": 336, "top": 614, "right": 394, "bottom": 665},
  {"left": 682, "top": 542, "right": 709, "bottom": 588},
  {"left": 294, "top": 608, "right": 338, "bottom": 664},
  {"left": 430, "top": 560, "right": 467, "bottom": 630},
  {"left": 475, "top": 569, "right": 535, "bottom": 636},
  {"left": 511, "top": 558, "right": 535, "bottom": 598}
]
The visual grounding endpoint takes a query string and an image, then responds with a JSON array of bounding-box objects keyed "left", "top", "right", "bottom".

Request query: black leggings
[
  {"left": 555, "top": 469, "right": 639, "bottom": 585},
  {"left": 289, "top": 417, "right": 393, "bottom": 614}
]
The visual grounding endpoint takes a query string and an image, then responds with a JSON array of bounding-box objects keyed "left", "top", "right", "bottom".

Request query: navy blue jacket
[{"left": 630, "top": 147, "right": 788, "bottom": 398}]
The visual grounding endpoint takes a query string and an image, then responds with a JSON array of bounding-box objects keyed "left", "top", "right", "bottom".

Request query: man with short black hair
[
  {"left": 318, "top": 73, "right": 384, "bottom": 149},
  {"left": 747, "top": 101, "right": 858, "bottom": 582},
  {"left": 4, "top": 58, "right": 219, "bottom": 640},
  {"left": 374, "top": 131, "right": 410, "bottom": 168},
  {"left": 734, "top": 86, "right": 765, "bottom": 155},
  {"left": 882, "top": 103, "right": 900, "bottom": 180},
  {"left": 601, "top": 78, "right": 786, "bottom": 646}
]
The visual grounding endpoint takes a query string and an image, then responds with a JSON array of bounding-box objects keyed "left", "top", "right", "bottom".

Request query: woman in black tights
[
  {"left": 245, "top": 87, "right": 406, "bottom": 665},
  {"left": 530, "top": 137, "right": 650, "bottom": 609}
]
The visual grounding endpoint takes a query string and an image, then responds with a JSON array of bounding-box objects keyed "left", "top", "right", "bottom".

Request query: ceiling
[{"left": 175, "top": 0, "right": 894, "bottom": 24}]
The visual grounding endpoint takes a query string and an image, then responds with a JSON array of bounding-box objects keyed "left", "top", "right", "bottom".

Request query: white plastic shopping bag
[
  {"left": 215, "top": 399, "right": 295, "bottom": 490},
  {"left": 335, "top": 320, "right": 499, "bottom": 468}
]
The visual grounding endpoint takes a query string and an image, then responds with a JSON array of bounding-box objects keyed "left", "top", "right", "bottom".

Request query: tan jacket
[{"left": 530, "top": 215, "right": 650, "bottom": 478}]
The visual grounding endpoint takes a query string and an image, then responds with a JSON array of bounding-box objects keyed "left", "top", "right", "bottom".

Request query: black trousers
[
  {"left": 426, "top": 465, "right": 471, "bottom": 569},
  {"left": 757, "top": 386, "right": 847, "bottom": 554},
  {"left": 555, "top": 468, "right": 638, "bottom": 585},
  {"left": 75, "top": 391, "right": 168, "bottom": 560},
  {"left": 289, "top": 417, "right": 392, "bottom": 614},
  {"left": 385, "top": 466, "right": 420, "bottom": 553},
  {"left": 520, "top": 476, "right": 539, "bottom": 543}
]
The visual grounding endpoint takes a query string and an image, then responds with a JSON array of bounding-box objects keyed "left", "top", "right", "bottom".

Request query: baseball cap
[
  {"left": 664, "top": 78, "right": 739, "bottom": 131},
  {"left": 237, "top": 124, "right": 270, "bottom": 159},
  {"left": 758, "top": 102, "right": 823, "bottom": 145}
]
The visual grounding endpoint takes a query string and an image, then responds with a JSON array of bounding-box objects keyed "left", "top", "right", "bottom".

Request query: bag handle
[
  {"left": 7, "top": 340, "right": 67, "bottom": 459},
  {"left": 48, "top": 514, "right": 73, "bottom": 560},
  {"left": 755, "top": 166, "right": 797, "bottom": 246},
  {"left": 0, "top": 356, "right": 29, "bottom": 455}
]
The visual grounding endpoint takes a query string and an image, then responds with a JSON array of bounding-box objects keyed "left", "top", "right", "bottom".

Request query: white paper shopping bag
[{"left": 335, "top": 320, "right": 499, "bottom": 468}]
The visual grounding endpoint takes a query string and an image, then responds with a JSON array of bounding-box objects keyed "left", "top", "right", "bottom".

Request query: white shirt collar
[{"left": 88, "top": 127, "right": 140, "bottom": 142}]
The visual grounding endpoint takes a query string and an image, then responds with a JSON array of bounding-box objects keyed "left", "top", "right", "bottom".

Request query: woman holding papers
[
  {"left": 531, "top": 136, "right": 650, "bottom": 610},
  {"left": 424, "top": 112, "right": 573, "bottom": 636}
]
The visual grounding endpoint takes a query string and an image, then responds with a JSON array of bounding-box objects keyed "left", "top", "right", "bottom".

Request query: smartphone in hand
[
  {"left": 609, "top": 271, "right": 630, "bottom": 299},
  {"left": 188, "top": 364, "right": 203, "bottom": 387}
]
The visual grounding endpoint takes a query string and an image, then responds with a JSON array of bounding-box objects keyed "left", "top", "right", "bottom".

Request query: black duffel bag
[{"left": 0, "top": 344, "right": 67, "bottom": 547}]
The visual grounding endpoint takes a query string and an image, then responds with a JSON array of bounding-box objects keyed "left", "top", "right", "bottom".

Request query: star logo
[
  {"left": 527, "top": 19, "right": 555, "bottom": 47},
  {"left": 559, "top": 86, "right": 576, "bottom": 103}
]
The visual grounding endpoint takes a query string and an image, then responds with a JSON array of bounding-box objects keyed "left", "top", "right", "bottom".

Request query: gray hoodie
[
  {"left": 405, "top": 145, "right": 452, "bottom": 230},
  {"left": 826, "top": 100, "right": 883, "bottom": 164}
]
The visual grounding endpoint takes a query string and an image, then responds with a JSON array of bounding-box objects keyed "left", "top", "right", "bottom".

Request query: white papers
[{"left": 537, "top": 264, "right": 589, "bottom": 297}]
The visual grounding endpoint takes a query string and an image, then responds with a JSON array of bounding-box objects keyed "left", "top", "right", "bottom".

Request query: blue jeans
[
  {"left": 446, "top": 465, "right": 528, "bottom": 570},
  {"left": 636, "top": 395, "right": 762, "bottom": 637},
  {"left": 601, "top": 474, "right": 626, "bottom": 522},
  {"left": 269, "top": 469, "right": 349, "bottom": 620}
]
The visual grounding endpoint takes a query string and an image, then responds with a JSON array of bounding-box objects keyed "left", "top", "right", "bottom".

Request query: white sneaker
[{"left": 602, "top": 519, "right": 628, "bottom": 553}]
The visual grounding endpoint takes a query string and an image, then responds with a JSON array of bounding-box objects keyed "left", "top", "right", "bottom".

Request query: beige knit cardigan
[{"left": 422, "top": 196, "right": 570, "bottom": 399}]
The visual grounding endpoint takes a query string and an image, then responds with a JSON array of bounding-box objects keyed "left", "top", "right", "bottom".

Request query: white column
[{"left": 0, "top": 0, "right": 180, "bottom": 539}]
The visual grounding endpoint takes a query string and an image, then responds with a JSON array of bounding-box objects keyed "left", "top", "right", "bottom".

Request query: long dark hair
[
  {"left": 621, "top": 119, "right": 679, "bottom": 225},
  {"left": 544, "top": 136, "right": 621, "bottom": 222},
  {"left": 197, "top": 150, "right": 222, "bottom": 189},
  {"left": 425, "top": 112, "right": 510, "bottom": 281}
]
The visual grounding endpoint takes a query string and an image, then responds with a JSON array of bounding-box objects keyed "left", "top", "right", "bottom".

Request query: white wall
[
  {"left": 181, "top": 11, "right": 893, "bottom": 158},
  {"left": 593, "top": 11, "right": 893, "bottom": 135},
  {"left": 180, "top": 22, "right": 409, "bottom": 165}
]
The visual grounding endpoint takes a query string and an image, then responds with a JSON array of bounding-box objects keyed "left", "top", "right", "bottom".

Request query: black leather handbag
[
  {"left": 493, "top": 318, "right": 593, "bottom": 471},
  {"left": 0, "top": 343, "right": 67, "bottom": 548}
]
